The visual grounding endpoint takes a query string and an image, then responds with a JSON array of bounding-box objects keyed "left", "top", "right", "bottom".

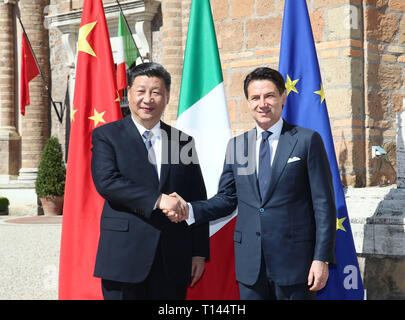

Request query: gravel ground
[{"left": 0, "top": 216, "right": 61, "bottom": 300}]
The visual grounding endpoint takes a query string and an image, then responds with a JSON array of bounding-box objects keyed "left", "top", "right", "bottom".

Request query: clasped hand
[{"left": 157, "top": 192, "right": 188, "bottom": 223}]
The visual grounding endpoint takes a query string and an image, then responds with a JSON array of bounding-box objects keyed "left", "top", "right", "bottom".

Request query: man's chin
[{"left": 256, "top": 119, "right": 272, "bottom": 130}]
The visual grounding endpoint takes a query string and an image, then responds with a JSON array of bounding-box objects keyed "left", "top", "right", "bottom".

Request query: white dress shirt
[
  {"left": 132, "top": 117, "right": 163, "bottom": 211},
  {"left": 132, "top": 117, "right": 162, "bottom": 180},
  {"left": 255, "top": 117, "right": 283, "bottom": 172}
]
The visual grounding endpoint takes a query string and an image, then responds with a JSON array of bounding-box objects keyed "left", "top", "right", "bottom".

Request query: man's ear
[
  {"left": 127, "top": 85, "right": 133, "bottom": 101},
  {"left": 166, "top": 90, "right": 171, "bottom": 105}
]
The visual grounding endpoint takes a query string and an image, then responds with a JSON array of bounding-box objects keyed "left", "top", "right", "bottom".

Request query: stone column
[
  {"left": 0, "top": 0, "right": 21, "bottom": 182},
  {"left": 18, "top": 0, "right": 50, "bottom": 182}
]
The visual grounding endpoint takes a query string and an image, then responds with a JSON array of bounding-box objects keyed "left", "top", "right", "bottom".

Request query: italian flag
[
  {"left": 116, "top": 12, "right": 139, "bottom": 99},
  {"left": 177, "top": 0, "right": 239, "bottom": 300}
]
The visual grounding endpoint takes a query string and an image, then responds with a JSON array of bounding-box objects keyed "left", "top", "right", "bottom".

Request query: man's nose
[
  {"left": 258, "top": 96, "right": 266, "bottom": 107},
  {"left": 143, "top": 91, "right": 153, "bottom": 103}
]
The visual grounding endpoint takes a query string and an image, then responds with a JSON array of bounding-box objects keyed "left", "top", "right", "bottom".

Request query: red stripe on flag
[
  {"left": 116, "top": 62, "right": 127, "bottom": 100},
  {"left": 187, "top": 216, "right": 240, "bottom": 300}
]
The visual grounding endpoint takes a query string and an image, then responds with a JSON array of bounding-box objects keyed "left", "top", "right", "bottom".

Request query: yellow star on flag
[
  {"left": 285, "top": 74, "right": 299, "bottom": 96},
  {"left": 78, "top": 21, "right": 97, "bottom": 57},
  {"left": 71, "top": 108, "right": 78, "bottom": 122},
  {"left": 337, "top": 217, "right": 347, "bottom": 232},
  {"left": 89, "top": 109, "right": 106, "bottom": 127},
  {"left": 314, "top": 83, "right": 325, "bottom": 104},
  {"left": 115, "top": 90, "right": 121, "bottom": 102}
]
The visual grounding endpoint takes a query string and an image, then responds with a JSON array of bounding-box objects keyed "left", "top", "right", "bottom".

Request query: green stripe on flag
[
  {"left": 178, "top": 0, "right": 223, "bottom": 117},
  {"left": 118, "top": 12, "right": 139, "bottom": 68}
]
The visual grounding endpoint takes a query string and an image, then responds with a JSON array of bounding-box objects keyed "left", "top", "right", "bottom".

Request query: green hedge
[
  {"left": 0, "top": 197, "right": 9, "bottom": 211},
  {"left": 35, "top": 137, "right": 66, "bottom": 197}
]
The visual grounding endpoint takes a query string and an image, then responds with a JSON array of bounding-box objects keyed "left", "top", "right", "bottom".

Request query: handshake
[{"left": 157, "top": 192, "right": 189, "bottom": 223}]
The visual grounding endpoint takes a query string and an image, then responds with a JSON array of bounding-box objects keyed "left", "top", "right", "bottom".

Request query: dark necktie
[
  {"left": 258, "top": 131, "right": 272, "bottom": 199},
  {"left": 142, "top": 130, "right": 158, "bottom": 176}
]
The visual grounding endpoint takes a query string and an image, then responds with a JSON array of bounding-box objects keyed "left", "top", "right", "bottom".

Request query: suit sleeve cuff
[
  {"left": 186, "top": 202, "right": 195, "bottom": 225},
  {"left": 153, "top": 194, "right": 162, "bottom": 210}
]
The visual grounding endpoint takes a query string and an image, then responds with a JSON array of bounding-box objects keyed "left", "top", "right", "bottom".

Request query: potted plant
[
  {"left": 35, "top": 137, "right": 66, "bottom": 215},
  {"left": 0, "top": 197, "right": 9, "bottom": 215}
]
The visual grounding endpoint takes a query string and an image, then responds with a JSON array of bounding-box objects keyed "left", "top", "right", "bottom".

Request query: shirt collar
[
  {"left": 256, "top": 117, "right": 283, "bottom": 140},
  {"left": 131, "top": 116, "right": 161, "bottom": 139}
]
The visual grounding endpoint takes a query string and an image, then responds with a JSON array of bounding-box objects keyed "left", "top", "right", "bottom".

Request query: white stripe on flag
[
  {"left": 176, "top": 82, "right": 236, "bottom": 237},
  {"left": 116, "top": 36, "right": 125, "bottom": 65}
]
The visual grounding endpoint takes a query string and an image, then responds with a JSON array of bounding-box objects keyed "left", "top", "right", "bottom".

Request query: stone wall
[
  {"left": 363, "top": 0, "right": 405, "bottom": 187},
  {"left": 0, "top": 1, "right": 20, "bottom": 180},
  {"left": 5, "top": 0, "right": 402, "bottom": 189},
  {"left": 18, "top": 0, "right": 51, "bottom": 180},
  {"left": 160, "top": 0, "right": 405, "bottom": 188},
  {"left": 0, "top": 0, "right": 404, "bottom": 194}
]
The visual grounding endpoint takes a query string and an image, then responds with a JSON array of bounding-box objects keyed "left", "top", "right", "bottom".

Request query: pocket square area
[{"left": 287, "top": 156, "right": 301, "bottom": 163}]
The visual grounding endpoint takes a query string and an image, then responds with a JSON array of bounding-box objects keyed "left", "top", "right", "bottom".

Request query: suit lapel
[
  {"left": 159, "top": 121, "right": 171, "bottom": 191},
  {"left": 261, "top": 121, "right": 298, "bottom": 205},
  {"left": 244, "top": 128, "right": 261, "bottom": 204}
]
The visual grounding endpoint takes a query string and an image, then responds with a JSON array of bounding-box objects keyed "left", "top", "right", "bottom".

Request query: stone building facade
[{"left": 0, "top": 0, "right": 404, "bottom": 299}]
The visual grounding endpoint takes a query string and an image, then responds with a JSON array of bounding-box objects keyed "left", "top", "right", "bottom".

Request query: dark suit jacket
[
  {"left": 191, "top": 120, "right": 336, "bottom": 286},
  {"left": 91, "top": 116, "right": 209, "bottom": 285}
]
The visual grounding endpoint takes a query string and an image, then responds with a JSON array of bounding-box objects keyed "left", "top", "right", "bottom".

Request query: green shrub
[
  {"left": 0, "top": 197, "right": 9, "bottom": 211},
  {"left": 35, "top": 137, "right": 66, "bottom": 197}
]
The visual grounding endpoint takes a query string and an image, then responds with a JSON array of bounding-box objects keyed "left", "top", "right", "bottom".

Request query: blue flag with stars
[{"left": 279, "top": 0, "right": 364, "bottom": 300}]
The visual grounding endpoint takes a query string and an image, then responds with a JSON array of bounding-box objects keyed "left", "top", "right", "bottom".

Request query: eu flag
[{"left": 279, "top": 0, "right": 364, "bottom": 300}]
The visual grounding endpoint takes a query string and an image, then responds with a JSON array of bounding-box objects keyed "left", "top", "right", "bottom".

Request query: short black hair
[
  {"left": 243, "top": 67, "right": 286, "bottom": 98},
  {"left": 127, "top": 62, "right": 171, "bottom": 91}
]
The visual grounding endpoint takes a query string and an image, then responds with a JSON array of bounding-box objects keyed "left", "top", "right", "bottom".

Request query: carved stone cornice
[
  {"left": 1, "top": 0, "right": 17, "bottom": 5},
  {"left": 46, "top": 0, "right": 159, "bottom": 34},
  {"left": 45, "top": 0, "right": 159, "bottom": 66}
]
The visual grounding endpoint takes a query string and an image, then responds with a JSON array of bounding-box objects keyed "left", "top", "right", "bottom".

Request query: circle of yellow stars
[
  {"left": 285, "top": 75, "right": 344, "bottom": 233},
  {"left": 284, "top": 74, "right": 325, "bottom": 104},
  {"left": 337, "top": 217, "right": 347, "bottom": 232}
]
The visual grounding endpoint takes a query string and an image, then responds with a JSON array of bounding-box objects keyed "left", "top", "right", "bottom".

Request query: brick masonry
[
  {"left": 161, "top": 0, "right": 405, "bottom": 188},
  {"left": 0, "top": 0, "right": 404, "bottom": 187},
  {"left": 0, "top": 1, "right": 20, "bottom": 177},
  {"left": 18, "top": 0, "right": 51, "bottom": 171}
]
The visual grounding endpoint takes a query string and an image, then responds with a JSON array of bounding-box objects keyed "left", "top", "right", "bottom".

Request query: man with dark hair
[
  {"left": 243, "top": 67, "right": 286, "bottom": 99},
  {"left": 91, "top": 62, "right": 209, "bottom": 300},
  {"left": 167, "top": 66, "right": 336, "bottom": 300}
]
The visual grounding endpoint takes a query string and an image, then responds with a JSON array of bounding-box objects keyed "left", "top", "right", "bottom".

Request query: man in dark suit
[
  {"left": 167, "top": 67, "right": 336, "bottom": 300},
  {"left": 90, "top": 62, "right": 209, "bottom": 300}
]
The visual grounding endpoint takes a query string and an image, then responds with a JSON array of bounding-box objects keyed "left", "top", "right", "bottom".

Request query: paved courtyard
[{"left": 0, "top": 216, "right": 62, "bottom": 300}]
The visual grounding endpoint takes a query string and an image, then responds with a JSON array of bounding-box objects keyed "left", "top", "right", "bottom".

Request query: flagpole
[
  {"left": 115, "top": 0, "right": 144, "bottom": 64},
  {"left": 17, "top": 15, "right": 64, "bottom": 123}
]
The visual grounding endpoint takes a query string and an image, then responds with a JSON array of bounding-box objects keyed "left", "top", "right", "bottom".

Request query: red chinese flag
[
  {"left": 58, "top": 0, "right": 122, "bottom": 299},
  {"left": 20, "top": 32, "right": 40, "bottom": 116}
]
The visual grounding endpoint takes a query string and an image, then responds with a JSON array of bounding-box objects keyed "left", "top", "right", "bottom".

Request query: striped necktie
[{"left": 142, "top": 130, "right": 158, "bottom": 175}]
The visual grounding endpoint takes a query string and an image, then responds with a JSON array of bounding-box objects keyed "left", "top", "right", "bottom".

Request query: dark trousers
[
  {"left": 101, "top": 243, "right": 188, "bottom": 300},
  {"left": 238, "top": 254, "right": 316, "bottom": 300}
]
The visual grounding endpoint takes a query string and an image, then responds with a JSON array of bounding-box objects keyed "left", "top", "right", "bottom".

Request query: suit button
[
  {"left": 259, "top": 208, "right": 264, "bottom": 213},
  {"left": 256, "top": 232, "right": 261, "bottom": 236}
]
